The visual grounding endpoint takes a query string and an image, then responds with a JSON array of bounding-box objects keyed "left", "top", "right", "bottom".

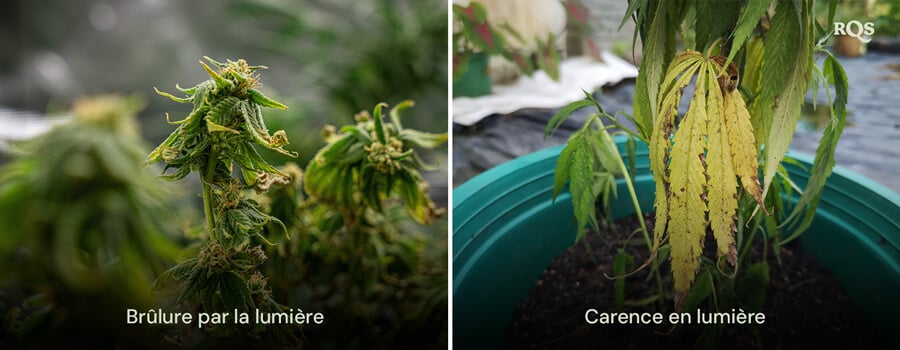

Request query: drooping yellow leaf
[
  {"left": 649, "top": 51, "right": 703, "bottom": 256},
  {"left": 651, "top": 51, "right": 703, "bottom": 183},
  {"left": 649, "top": 51, "right": 773, "bottom": 309},
  {"left": 667, "top": 62, "right": 710, "bottom": 306},
  {"left": 650, "top": 180, "right": 669, "bottom": 264},
  {"left": 706, "top": 66, "right": 738, "bottom": 269},
  {"left": 724, "top": 88, "right": 765, "bottom": 209}
]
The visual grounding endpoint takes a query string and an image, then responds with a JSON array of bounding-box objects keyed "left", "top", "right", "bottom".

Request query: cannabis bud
[
  {"left": 304, "top": 101, "right": 448, "bottom": 225},
  {"left": 149, "top": 57, "right": 299, "bottom": 344}
]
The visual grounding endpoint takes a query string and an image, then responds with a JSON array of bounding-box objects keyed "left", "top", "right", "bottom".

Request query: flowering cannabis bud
[
  {"left": 149, "top": 57, "right": 299, "bottom": 345},
  {"left": 304, "top": 101, "right": 447, "bottom": 225}
]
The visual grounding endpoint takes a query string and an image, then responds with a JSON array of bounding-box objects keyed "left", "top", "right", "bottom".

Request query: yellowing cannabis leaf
[
  {"left": 649, "top": 51, "right": 765, "bottom": 309},
  {"left": 649, "top": 51, "right": 704, "bottom": 259},
  {"left": 667, "top": 62, "right": 710, "bottom": 304},
  {"left": 724, "top": 87, "right": 764, "bottom": 209},
  {"left": 706, "top": 66, "right": 738, "bottom": 271}
]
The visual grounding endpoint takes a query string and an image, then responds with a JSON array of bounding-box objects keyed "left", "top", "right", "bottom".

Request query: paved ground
[{"left": 790, "top": 52, "right": 900, "bottom": 194}]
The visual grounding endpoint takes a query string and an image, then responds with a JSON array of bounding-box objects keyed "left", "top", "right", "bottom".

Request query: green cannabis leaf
[
  {"left": 568, "top": 129, "right": 600, "bottom": 231},
  {"left": 548, "top": 91, "right": 651, "bottom": 247},
  {"left": 629, "top": 0, "right": 681, "bottom": 142},
  {"left": 758, "top": 0, "right": 814, "bottom": 198},
  {"left": 781, "top": 51, "right": 849, "bottom": 243},
  {"left": 724, "top": 0, "right": 772, "bottom": 68}
]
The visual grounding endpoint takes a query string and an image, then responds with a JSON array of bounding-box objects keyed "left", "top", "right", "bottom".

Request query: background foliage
[{"left": 0, "top": 96, "right": 184, "bottom": 348}]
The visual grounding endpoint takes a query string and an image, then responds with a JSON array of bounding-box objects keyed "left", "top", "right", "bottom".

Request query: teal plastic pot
[
  {"left": 453, "top": 52, "right": 492, "bottom": 98},
  {"left": 453, "top": 137, "right": 900, "bottom": 349}
]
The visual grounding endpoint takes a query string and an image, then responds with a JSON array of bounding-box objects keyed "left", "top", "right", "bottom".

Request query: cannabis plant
[
  {"left": 304, "top": 101, "right": 445, "bottom": 227},
  {"left": 548, "top": 0, "right": 849, "bottom": 312},
  {"left": 261, "top": 102, "right": 448, "bottom": 348},
  {"left": 149, "top": 57, "right": 298, "bottom": 345},
  {"left": 0, "top": 95, "right": 182, "bottom": 348}
]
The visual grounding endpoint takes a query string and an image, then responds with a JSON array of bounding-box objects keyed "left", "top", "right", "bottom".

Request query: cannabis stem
[
  {"left": 597, "top": 118, "right": 665, "bottom": 300},
  {"left": 601, "top": 126, "right": 650, "bottom": 248},
  {"left": 201, "top": 149, "right": 219, "bottom": 241}
]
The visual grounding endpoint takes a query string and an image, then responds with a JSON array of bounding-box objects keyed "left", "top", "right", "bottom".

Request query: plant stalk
[
  {"left": 598, "top": 120, "right": 650, "bottom": 247},
  {"left": 598, "top": 120, "right": 665, "bottom": 300},
  {"left": 201, "top": 149, "right": 220, "bottom": 242}
]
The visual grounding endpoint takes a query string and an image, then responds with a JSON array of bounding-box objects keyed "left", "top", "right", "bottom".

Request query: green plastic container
[
  {"left": 453, "top": 52, "right": 492, "bottom": 98},
  {"left": 453, "top": 137, "right": 900, "bottom": 349}
]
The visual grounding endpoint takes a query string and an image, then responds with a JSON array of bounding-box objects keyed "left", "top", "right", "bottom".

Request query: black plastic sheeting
[{"left": 453, "top": 79, "right": 642, "bottom": 187}]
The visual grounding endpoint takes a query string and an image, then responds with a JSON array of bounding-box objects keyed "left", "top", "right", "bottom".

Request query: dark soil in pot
[{"left": 502, "top": 213, "right": 889, "bottom": 349}]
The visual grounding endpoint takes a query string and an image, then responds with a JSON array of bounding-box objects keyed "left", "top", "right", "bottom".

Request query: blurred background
[{"left": 0, "top": 0, "right": 448, "bottom": 181}]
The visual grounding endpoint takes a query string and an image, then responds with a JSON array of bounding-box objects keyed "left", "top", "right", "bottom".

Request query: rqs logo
[{"left": 834, "top": 20, "right": 875, "bottom": 43}]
